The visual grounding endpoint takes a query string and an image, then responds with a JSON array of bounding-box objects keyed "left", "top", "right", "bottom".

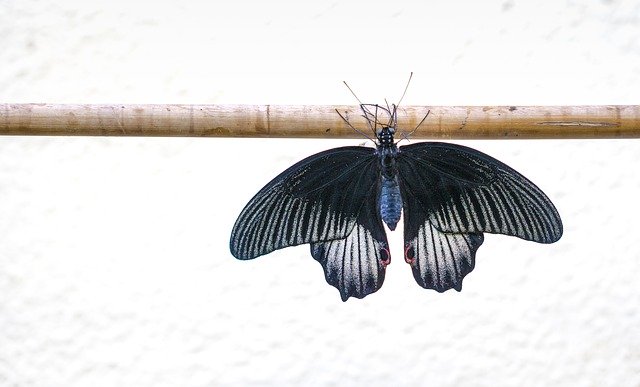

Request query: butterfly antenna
[
  {"left": 335, "top": 108, "right": 376, "bottom": 143},
  {"left": 343, "top": 80, "right": 376, "bottom": 133},
  {"left": 396, "top": 72, "right": 413, "bottom": 108},
  {"left": 392, "top": 104, "right": 400, "bottom": 128},
  {"left": 384, "top": 98, "right": 392, "bottom": 116},
  {"left": 343, "top": 80, "right": 364, "bottom": 105},
  {"left": 385, "top": 73, "right": 413, "bottom": 134}
]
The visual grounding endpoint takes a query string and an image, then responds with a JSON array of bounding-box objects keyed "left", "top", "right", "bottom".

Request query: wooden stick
[{"left": 1, "top": 104, "right": 639, "bottom": 139}]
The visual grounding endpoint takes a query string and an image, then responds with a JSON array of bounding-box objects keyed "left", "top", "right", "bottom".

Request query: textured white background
[{"left": 1, "top": 0, "right": 639, "bottom": 386}]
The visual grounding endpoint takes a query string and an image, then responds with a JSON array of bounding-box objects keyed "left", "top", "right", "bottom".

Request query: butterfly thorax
[{"left": 376, "top": 126, "right": 402, "bottom": 231}]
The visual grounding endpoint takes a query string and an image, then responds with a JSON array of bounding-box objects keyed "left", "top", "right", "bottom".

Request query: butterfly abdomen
[
  {"left": 378, "top": 143, "right": 402, "bottom": 231},
  {"left": 379, "top": 176, "right": 402, "bottom": 230}
]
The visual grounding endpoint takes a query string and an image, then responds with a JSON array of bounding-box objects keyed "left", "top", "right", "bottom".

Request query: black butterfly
[{"left": 230, "top": 103, "right": 562, "bottom": 301}]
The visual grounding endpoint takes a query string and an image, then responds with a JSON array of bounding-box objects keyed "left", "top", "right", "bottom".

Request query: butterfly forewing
[
  {"left": 230, "top": 146, "right": 377, "bottom": 260},
  {"left": 397, "top": 142, "right": 563, "bottom": 244}
]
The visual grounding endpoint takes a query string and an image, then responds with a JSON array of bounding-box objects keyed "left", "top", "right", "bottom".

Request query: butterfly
[{"left": 229, "top": 102, "right": 563, "bottom": 301}]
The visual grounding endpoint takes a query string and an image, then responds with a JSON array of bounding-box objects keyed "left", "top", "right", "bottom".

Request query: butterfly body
[
  {"left": 230, "top": 104, "right": 562, "bottom": 301},
  {"left": 376, "top": 126, "right": 402, "bottom": 231}
]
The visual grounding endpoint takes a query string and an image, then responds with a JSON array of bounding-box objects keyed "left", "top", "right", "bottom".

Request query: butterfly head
[
  {"left": 366, "top": 103, "right": 398, "bottom": 147},
  {"left": 376, "top": 125, "right": 396, "bottom": 146}
]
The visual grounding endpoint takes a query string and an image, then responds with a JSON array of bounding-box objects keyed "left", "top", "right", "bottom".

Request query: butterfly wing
[
  {"left": 310, "top": 183, "right": 390, "bottom": 301},
  {"left": 398, "top": 142, "right": 563, "bottom": 242},
  {"left": 230, "top": 146, "right": 390, "bottom": 300},
  {"left": 397, "top": 142, "right": 562, "bottom": 291},
  {"left": 230, "top": 146, "right": 378, "bottom": 259},
  {"left": 401, "top": 189, "right": 484, "bottom": 292}
]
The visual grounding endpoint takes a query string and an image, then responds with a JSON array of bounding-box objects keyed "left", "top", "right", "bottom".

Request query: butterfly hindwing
[
  {"left": 310, "top": 184, "right": 390, "bottom": 301},
  {"left": 401, "top": 189, "right": 484, "bottom": 292},
  {"left": 230, "top": 146, "right": 378, "bottom": 260},
  {"left": 397, "top": 142, "right": 563, "bottom": 243}
]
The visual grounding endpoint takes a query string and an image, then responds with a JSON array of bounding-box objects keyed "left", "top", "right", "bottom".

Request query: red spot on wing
[
  {"left": 380, "top": 245, "right": 391, "bottom": 267},
  {"left": 404, "top": 243, "right": 415, "bottom": 265}
]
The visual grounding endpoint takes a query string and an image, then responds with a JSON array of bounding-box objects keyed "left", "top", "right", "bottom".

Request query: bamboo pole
[{"left": 1, "top": 104, "right": 639, "bottom": 139}]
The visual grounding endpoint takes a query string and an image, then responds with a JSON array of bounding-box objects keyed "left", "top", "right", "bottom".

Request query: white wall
[{"left": 1, "top": 1, "right": 639, "bottom": 386}]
